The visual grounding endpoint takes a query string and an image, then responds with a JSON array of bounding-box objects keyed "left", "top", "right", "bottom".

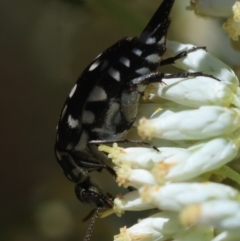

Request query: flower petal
[
  {"left": 139, "top": 183, "right": 239, "bottom": 211},
  {"left": 138, "top": 106, "right": 240, "bottom": 140},
  {"left": 114, "top": 212, "right": 181, "bottom": 241}
]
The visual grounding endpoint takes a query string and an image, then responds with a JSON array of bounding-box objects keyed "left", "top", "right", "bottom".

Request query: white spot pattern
[
  {"left": 158, "top": 36, "right": 165, "bottom": 45},
  {"left": 108, "top": 68, "right": 121, "bottom": 81},
  {"left": 136, "top": 67, "right": 151, "bottom": 75},
  {"left": 89, "top": 60, "right": 101, "bottom": 71},
  {"left": 61, "top": 105, "right": 67, "bottom": 120},
  {"left": 145, "top": 54, "right": 160, "bottom": 63},
  {"left": 92, "top": 102, "right": 120, "bottom": 135},
  {"left": 87, "top": 86, "right": 107, "bottom": 101},
  {"left": 67, "top": 115, "right": 79, "bottom": 128},
  {"left": 132, "top": 48, "right": 142, "bottom": 56},
  {"left": 119, "top": 56, "right": 130, "bottom": 67},
  {"left": 146, "top": 37, "right": 156, "bottom": 44},
  {"left": 106, "top": 102, "right": 119, "bottom": 125},
  {"left": 55, "top": 150, "right": 62, "bottom": 160},
  {"left": 72, "top": 167, "right": 81, "bottom": 177},
  {"left": 94, "top": 52, "right": 102, "bottom": 60},
  {"left": 69, "top": 84, "right": 77, "bottom": 98}
]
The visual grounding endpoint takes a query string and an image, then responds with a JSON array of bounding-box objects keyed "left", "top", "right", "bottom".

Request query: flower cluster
[
  {"left": 191, "top": 0, "right": 240, "bottom": 40},
  {"left": 99, "top": 41, "right": 240, "bottom": 241}
]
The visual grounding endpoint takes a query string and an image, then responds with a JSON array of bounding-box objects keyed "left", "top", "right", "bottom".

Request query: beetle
[{"left": 55, "top": 0, "right": 175, "bottom": 210}]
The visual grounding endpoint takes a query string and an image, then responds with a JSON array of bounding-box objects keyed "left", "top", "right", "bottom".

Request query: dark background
[{"left": 1, "top": 0, "right": 240, "bottom": 240}]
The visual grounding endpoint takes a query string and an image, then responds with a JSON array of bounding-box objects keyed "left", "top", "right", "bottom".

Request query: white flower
[
  {"left": 100, "top": 137, "right": 238, "bottom": 185},
  {"left": 100, "top": 41, "right": 240, "bottom": 241},
  {"left": 191, "top": 0, "right": 240, "bottom": 40},
  {"left": 190, "top": 0, "right": 235, "bottom": 17},
  {"left": 138, "top": 106, "right": 240, "bottom": 140},
  {"left": 180, "top": 200, "right": 240, "bottom": 230},
  {"left": 164, "top": 41, "right": 239, "bottom": 91},
  {"left": 115, "top": 183, "right": 239, "bottom": 213},
  {"left": 114, "top": 212, "right": 181, "bottom": 241}
]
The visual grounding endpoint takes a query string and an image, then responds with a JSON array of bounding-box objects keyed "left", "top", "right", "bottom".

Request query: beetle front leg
[
  {"left": 75, "top": 159, "right": 108, "bottom": 171},
  {"left": 130, "top": 71, "right": 220, "bottom": 87},
  {"left": 78, "top": 157, "right": 116, "bottom": 177},
  {"left": 89, "top": 139, "right": 159, "bottom": 152},
  {"left": 160, "top": 46, "right": 207, "bottom": 66}
]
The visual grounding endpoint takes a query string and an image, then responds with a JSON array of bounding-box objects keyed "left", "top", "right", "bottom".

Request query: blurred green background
[{"left": 1, "top": 0, "right": 240, "bottom": 240}]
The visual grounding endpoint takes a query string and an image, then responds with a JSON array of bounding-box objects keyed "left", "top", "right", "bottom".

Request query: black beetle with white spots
[{"left": 55, "top": 0, "right": 176, "bottom": 212}]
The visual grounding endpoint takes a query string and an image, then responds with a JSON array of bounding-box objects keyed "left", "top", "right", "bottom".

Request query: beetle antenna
[
  {"left": 83, "top": 207, "right": 101, "bottom": 241},
  {"left": 82, "top": 208, "right": 97, "bottom": 222}
]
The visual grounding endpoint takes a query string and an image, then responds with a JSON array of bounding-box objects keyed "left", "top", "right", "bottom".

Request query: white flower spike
[
  {"left": 191, "top": 0, "right": 235, "bottom": 17},
  {"left": 99, "top": 40, "right": 240, "bottom": 241},
  {"left": 114, "top": 212, "right": 181, "bottom": 241},
  {"left": 191, "top": 0, "right": 240, "bottom": 40},
  {"left": 101, "top": 136, "right": 238, "bottom": 185},
  {"left": 180, "top": 200, "right": 240, "bottom": 231},
  {"left": 138, "top": 106, "right": 240, "bottom": 141}
]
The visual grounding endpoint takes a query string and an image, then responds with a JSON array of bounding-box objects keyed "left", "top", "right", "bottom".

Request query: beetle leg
[
  {"left": 89, "top": 139, "right": 159, "bottom": 152},
  {"left": 129, "top": 71, "right": 220, "bottom": 86},
  {"left": 160, "top": 46, "right": 207, "bottom": 66}
]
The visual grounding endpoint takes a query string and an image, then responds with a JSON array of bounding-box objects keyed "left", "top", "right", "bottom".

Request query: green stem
[{"left": 215, "top": 166, "right": 240, "bottom": 186}]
